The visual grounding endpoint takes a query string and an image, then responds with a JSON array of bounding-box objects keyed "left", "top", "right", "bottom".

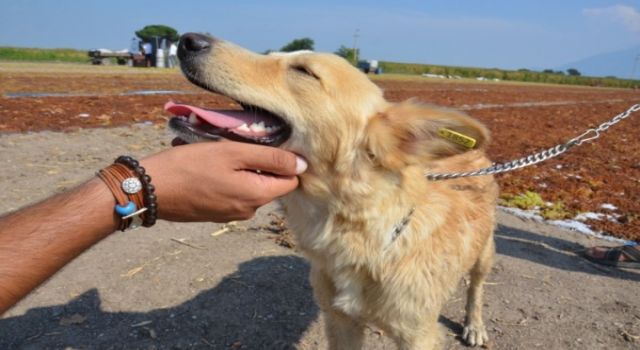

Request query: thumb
[
  {"left": 248, "top": 172, "right": 300, "bottom": 205},
  {"left": 237, "top": 145, "right": 308, "bottom": 176}
]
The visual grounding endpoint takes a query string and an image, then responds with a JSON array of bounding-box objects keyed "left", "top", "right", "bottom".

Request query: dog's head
[{"left": 168, "top": 33, "right": 489, "bottom": 197}]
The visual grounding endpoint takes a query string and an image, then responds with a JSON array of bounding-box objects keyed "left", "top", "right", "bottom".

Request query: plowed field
[{"left": 1, "top": 63, "right": 639, "bottom": 240}]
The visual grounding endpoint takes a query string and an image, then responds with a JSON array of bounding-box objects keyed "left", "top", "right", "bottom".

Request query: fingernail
[{"left": 295, "top": 156, "right": 308, "bottom": 174}]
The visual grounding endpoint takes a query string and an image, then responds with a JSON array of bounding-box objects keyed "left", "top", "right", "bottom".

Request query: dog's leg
[
  {"left": 324, "top": 308, "right": 365, "bottom": 350},
  {"left": 462, "top": 236, "right": 495, "bottom": 346},
  {"left": 310, "top": 267, "right": 365, "bottom": 350},
  {"left": 392, "top": 318, "right": 443, "bottom": 350}
]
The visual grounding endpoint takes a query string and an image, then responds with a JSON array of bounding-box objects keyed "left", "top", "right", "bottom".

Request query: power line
[
  {"left": 352, "top": 28, "right": 360, "bottom": 63},
  {"left": 631, "top": 54, "right": 640, "bottom": 79}
]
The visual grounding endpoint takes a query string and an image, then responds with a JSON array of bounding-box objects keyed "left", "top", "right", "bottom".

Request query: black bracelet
[{"left": 115, "top": 156, "right": 158, "bottom": 227}]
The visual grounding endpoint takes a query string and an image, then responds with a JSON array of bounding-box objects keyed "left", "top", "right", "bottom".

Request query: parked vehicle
[
  {"left": 357, "top": 59, "right": 382, "bottom": 74},
  {"left": 87, "top": 49, "right": 132, "bottom": 65}
]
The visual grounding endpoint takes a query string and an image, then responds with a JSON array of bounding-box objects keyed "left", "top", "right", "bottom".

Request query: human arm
[{"left": 0, "top": 141, "right": 306, "bottom": 314}]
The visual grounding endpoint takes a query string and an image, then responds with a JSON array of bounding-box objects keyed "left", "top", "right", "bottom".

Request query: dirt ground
[
  {"left": 0, "top": 126, "right": 639, "bottom": 350},
  {"left": 0, "top": 63, "right": 639, "bottom": 349}
]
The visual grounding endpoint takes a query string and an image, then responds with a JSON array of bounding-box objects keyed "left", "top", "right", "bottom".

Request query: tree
[
  {"left": 135, "top": 25, "right": 179, "bottom": 43},
  {"left": 542, "top": 69, "right": 554, "bottom": 74},
  {"left": 567, "top": 68, "right": 581, "bottom": 76},
  {"left": 280, "top": 38, "right": 314, "bottom": 52},
  {"left": 335, "top": 45, "right": 359, "bottom": 64}
]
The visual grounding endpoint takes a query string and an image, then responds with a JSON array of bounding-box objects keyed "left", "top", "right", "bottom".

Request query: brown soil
[{"left": 1, "top": 67, "right": 639, "bottom": 241}]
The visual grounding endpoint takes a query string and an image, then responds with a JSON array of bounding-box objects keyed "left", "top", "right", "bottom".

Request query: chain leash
[{"left": 425, "top": 103, "right": 640, "bottom": 181}]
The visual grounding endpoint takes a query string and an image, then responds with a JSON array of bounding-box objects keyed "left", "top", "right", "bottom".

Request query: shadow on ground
[
  {"left": 4, "top": 224, "right": 636, "bottom": 349},
  {"left": 495, "top": 224, "right": 640, "bottom": 281},
  {"left": 0, "top": 256, "right": 318, "bottom": 350}
]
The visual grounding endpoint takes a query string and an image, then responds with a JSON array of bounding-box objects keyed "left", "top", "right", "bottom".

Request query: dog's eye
[{"left": 291, "top": 65, "right": 320, "bottom": 80}]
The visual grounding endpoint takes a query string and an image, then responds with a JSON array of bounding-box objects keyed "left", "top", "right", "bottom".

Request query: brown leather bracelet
[
  {"left": 110, "top": 164, "right": 145, "bottom": 216},
  {"left": 97, "top": 165, "right": 135, "bottom": 231},
  {"left": 97, "top": 156, "right": 156, "bottom": 231},
  {"left": 115, "top": 156, "right": 158, "bottom": 227}
]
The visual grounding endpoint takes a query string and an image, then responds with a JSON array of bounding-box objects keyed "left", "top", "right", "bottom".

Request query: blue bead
[{"left": 115, "top": 201, "right": 137, "bottom": 216}]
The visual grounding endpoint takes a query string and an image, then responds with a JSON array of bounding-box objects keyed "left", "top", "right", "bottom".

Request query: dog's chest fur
[
  {"left": 281, "top": 190, "right": 408, "bottom": 317},
  {"left": 280, "top": 162, "right": 498, "bottom": 322}
]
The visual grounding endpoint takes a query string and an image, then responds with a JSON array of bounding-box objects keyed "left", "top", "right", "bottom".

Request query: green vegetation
[
  {"left": 500, "top": 191, "right": 545, "bottom": 210},
  {"left": 135, "top": 25, "right": 179, "bottom": 43},
  {"left": 540, "top": 202, "right": 573, "bottom": 220},
  {"left": 566, "top": 68, "right": 581, "bottom": 76},
  {"left": 0, "top": 47, "right": 88, "bottom": 63},
  {"left": 3, "top": 44, "right": 638, "bottom": 89},
  {"left": 280, "top": 38, "right": 314, "bottom": 52},
  {"left": 378, "top": 61, "right": 640, "bottom": 89},
  {"left": 263, "top": 38, "right": 315, "bottom": 54},
  {"left": 500, "top": 191, "right": 573, "bottom": 220},
  {"left": 335, "top": 45, "right": 359, "bottom": 64}
]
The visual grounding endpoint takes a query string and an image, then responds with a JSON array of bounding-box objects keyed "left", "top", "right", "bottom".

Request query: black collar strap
[{"left": 388, "top": 207, "right": 415, "bottom": 244}]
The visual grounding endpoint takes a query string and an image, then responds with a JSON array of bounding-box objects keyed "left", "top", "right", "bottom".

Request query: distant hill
[{"left": 558, "top": 46, "right": 640, "bottom": 79}]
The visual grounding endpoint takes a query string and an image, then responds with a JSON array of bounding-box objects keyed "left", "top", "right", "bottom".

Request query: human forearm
[
  {"left": 0, "top": 178, "right": 117, "bottom": 314},
  {"left": 0, "top": 141, "right": 305, "bottom": 315}
]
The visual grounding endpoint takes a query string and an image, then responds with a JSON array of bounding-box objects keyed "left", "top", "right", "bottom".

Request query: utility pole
[
  {"left": 632, "top": 54, "right": 640, "bottom": 79},
  {"left": 352, "top": 28, "right": 360, "bottom": 63}
]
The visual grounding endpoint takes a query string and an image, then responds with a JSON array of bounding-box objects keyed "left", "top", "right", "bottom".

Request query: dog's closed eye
[{"left": 291, "top": 65, "right": 320, "bottom": 80}]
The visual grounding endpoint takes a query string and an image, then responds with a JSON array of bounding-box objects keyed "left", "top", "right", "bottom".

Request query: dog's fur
[{"left": 181, "top": 36, "right": 499, "bottom": 349}]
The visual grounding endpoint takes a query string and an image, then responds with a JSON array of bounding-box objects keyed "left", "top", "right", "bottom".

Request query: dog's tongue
[{"left": 164, "top": 101, "right": 279, "bottom": 128}]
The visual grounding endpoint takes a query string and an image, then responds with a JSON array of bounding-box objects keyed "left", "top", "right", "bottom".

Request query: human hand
[{"left": 140, "top": 141, "right": 307, "bottom": 222}]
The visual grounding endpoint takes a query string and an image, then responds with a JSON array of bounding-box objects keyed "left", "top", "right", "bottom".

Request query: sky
[{"left": 1, "top": 0, "right": 640, "bottom": 71}]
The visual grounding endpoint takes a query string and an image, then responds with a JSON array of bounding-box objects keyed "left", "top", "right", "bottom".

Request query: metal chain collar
[{"left": 425, "top": 103, "right": 640, "bottom": 181}]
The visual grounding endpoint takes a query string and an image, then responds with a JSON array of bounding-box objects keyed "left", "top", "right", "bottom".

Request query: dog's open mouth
[{"left": 165, "top": 101, "right": 291, "bottom": 146}]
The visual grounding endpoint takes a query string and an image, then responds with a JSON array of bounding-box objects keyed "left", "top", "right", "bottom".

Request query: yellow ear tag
[{"left": 438, "top": 128, "right": 477, "bottom": 149}]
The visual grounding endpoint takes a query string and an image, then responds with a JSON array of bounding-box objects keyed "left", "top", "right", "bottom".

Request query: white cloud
[{"left": 583, "top": 5, "right": 640, "bottom": 32}]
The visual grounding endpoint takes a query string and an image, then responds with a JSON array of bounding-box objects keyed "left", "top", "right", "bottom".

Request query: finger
[
  {"left": 235, "top": 144, "right": 307, "bottom": 176},
  {"left": 248, "top": 173, "right": 300, "bottom": 204}
]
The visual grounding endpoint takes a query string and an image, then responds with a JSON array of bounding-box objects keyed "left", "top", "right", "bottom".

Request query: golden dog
[{"left": 167, "top": 33, "right": 499, "bottom": 349}]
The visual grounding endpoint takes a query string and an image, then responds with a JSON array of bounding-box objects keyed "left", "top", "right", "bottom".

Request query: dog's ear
[{"left": 365, "top": 101, "right": 489, "bottom": 169}]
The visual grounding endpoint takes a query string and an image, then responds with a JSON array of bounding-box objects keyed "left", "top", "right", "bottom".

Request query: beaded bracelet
[{"left": 97, "top": 156, "right": 158, "bottom": 231}]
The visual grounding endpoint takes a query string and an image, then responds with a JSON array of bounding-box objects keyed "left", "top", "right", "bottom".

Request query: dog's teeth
[
  {"left": 237, "top": 123, "right": 250, "bottom": 132},
  {"left": 188, "top": 112, "right": 199, "bottom": 124},
  {"left": 265, "top": 125, "right": 281, "bottom": 133},
  {"left": 250, "top": 122, "right": 266, "bottom": 133}
]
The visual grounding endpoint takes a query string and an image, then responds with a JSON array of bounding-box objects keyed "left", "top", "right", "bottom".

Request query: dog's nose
[{"left": 178, "top": 33, "right": 214, "bottom": 60}]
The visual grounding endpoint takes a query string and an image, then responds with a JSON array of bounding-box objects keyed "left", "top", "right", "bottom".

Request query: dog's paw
[{"left": 462, "top": 323, "right": 488, "bottom": 347}]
